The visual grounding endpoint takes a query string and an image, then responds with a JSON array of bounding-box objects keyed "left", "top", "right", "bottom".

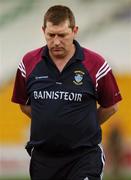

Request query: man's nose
[{"left": 54, "top": 35, "right": 60, "bottom": 45}]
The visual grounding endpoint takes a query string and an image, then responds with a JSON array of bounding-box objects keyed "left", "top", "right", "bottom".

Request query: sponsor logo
[
  {"left": 33, "top": 90, "right": 82, "bottom": 102},
  {"left": 73, "top": 70, "right": 85, "bottom": 85},
  {"left": 56, "top": 81, "right": 62, "bottom": 85},
  {"left": 35, "top": 76, "right": 48, "bottom": 80}
]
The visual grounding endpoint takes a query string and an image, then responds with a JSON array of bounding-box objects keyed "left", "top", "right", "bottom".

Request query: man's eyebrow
[{"left": 48, "top": 32, "right": 68, "bottom": 36}]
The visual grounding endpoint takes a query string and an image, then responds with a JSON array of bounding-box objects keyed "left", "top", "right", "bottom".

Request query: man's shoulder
[
  {"left": 82, "top": 47, "right": 109, "bottom": 79},
  {"left": 19, "top": 47, "right": 45, "bottom": 78},
  {"left": 83, "top": 47, "right": 105, "bottom": 65},
  {"left": 22, "top": 47, "right": 44, "bottom": 64}
]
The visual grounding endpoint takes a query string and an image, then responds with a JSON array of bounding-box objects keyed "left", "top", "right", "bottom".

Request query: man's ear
[
  {"left": 73, "top": 26, "right": 78, "bottom": 34},
  {"left": 42, "top": 26, "right": 45, "bottom": 33}
]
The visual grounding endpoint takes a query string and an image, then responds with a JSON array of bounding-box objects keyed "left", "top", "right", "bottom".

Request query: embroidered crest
[{"left": 73, "top": 70, "right": 85, "bottom": 85}]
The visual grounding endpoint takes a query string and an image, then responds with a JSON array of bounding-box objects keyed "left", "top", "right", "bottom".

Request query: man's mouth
[{"left": 52, "top": 47, "right": 64, "bottom": 51}]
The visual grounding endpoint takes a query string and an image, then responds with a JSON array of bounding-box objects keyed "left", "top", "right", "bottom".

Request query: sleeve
[
  {"left": 96, "top": 61, "right": 122, "bottom": 108},
  {"left": 11, "top": 60, "right": 29, "bottom": 105}
]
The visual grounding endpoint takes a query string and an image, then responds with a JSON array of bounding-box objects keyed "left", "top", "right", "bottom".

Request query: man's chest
[{"left": 26, "top": 60, "right": 96, "bottom": 99}]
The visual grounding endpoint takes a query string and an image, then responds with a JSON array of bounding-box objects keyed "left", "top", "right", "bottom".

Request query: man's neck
[{"left": 49, "top": 45, "right": 76, "bottom": 72}]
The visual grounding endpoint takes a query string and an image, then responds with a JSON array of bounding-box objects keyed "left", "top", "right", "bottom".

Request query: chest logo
[
  {"left": 73, "top": 70, "right": 85, "bottom": 85},
  {"left": 35, "top": 76, "right": 48, "bottom": 80}
]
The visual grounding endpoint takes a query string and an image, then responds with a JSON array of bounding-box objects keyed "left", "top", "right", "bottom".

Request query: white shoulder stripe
[
  {"left": 18, "top": 61, "right": 26, "bottom": 71},
  {"left": 18, "top": 64, "right": 25, "bottom": 73},
  {"left": 96, "top": 66, "right": 111, "bottom": 82},
  {"left": 18, "top": 61, "right": 26, "bottom": 78},
  {"left": 96, "top": 65, "right": 110, "bottom": 82},
  {"left": 18, "top": 66, "right": 26, "bottom": 78},
  {"left": 96, "top": 61, "right": 107, "bottom": 76},
  {"left": 96, "top": 63, "right": 110, "bottom": 79},
  {"left": 18, "top": 64, "right": 26, "bottom": 75},
  {"left": 21, "top": 60, "right": 26, "bottom": 70},
  {"left": 96, "top": 66, "right": 111, "bottom": 88},
  {"left": 21, "top": 72, "right": 26, "bottom": 78},
  {"left": 96, "top": 61, "right": 111, "bottom": 89}
]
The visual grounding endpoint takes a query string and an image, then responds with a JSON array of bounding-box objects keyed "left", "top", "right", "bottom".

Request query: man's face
[{"left": 43, "top": 20, "right": 78, "bottom": 58}]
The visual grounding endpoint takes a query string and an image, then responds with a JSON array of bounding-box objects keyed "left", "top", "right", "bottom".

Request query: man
[{"left": 12, "top": 5, "right": 122, "bottom": 180}]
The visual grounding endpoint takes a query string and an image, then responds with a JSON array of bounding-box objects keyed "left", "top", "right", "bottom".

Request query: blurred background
[{"left": 0, "top": 0, "right": 131, "bottom": 179}]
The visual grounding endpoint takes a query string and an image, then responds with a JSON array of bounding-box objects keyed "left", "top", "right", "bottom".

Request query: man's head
[
  {"left": 42, "top": 5, "right": 78, "bottom": 59},
  {"left": 43, "top": 5, "right": 75, "bottom": 30}
]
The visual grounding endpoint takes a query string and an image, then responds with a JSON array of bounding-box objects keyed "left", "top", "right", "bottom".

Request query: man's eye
[
  {"left": 49, "top": 34, "right": 55, "bottom": 37},
  {"left": 59, "top": 34, "right": 65, "bottom": 38}
]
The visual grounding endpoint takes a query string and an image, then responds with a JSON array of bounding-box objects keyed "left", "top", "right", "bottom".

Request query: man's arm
[
  {"left": 97, "top": 104, "right": 118, "bottom": 125},
  {"left": 20, "top": 105, "right": 31, "bottom": 118}
]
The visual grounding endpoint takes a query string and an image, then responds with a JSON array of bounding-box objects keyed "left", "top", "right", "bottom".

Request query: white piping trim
[
  {"left": 31, "top": 147, "right": 34, "bottom": 157},
  {"left": 98, "top": 143, "right": 105, "bottom": 180}
]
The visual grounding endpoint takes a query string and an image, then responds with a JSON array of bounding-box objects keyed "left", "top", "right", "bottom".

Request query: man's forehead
[{"left": 45, "top": 21, "right": 72, "bottom": 32}]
